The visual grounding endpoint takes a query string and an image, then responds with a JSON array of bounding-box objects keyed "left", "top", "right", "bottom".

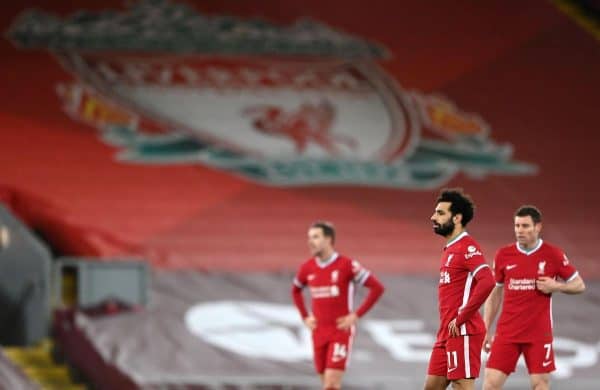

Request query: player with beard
[
  {"left": 425, "top": 188, "right": 495, "bottom": 390},
  {"left": 292, "top": 221, "right": 384, "bottom": 390}
]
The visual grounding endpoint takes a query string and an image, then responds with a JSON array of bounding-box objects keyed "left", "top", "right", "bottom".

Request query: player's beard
[{"left": 433, "top": 219, "right": 454, "bottom": 237}]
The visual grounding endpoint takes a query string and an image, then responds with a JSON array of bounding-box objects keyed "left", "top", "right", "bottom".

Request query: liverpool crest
[{"left": 8, "top": 0, "right": 536, "bottom": 188}]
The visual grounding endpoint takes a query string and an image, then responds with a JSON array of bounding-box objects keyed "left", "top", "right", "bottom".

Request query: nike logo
[
  {"left": 542, "top": 361, "right": 552, "bottom": 367},
  {"left": 447, "top": 367, "right": 457, "bottom": 373},
  {"left": 307, "top": 274, "right": 315, "bottom": 281},
  {"left": 506, "top": 264, "right": 517, "bottom": 270}
]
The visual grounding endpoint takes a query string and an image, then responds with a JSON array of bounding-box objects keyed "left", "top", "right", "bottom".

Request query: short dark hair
[
  {"left": 311, "top": 221, "right": 336, "bottom": 244},
  {"left": 436, "top": 188, "right": 475, "bottom": 227},
  {"left": 515, "top": 205, "right": 542, "bottom": 224}
]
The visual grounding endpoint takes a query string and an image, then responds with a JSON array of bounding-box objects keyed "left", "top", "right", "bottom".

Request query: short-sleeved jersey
[
  {"left": 293, "top": 253, "right": 370, "bottom": 328},
  {"left": 437, "top": 232, "right": 489, "bottom": 345},
  {"left": 493, "top": 240, "right": 578, "bottom": 342}
]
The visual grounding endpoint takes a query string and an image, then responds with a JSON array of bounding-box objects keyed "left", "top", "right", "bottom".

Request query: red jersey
[
  {"left": 493, "top": 240, "right": 578, "bottom": 342},
  {"left": 437, "top": 232, "right": 490, "bottom": 345},
  {"left": 293, "top": 253, "right": 370, "bottom": 328}
]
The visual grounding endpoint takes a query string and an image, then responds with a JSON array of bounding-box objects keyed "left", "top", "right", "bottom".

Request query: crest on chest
[
  {"left": 331, "top": 270, "right": 339, "bottom": 283},
  {"left": 537, "top": 260, "right": 546, "bottom": 275},
  {"left": 444, "top": 253, "right": 454, "bottom": 267}
]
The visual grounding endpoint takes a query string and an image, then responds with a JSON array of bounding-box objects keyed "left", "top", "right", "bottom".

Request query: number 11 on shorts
[{"left": 447, "top": 350, "right": 458, "bottom": 372}]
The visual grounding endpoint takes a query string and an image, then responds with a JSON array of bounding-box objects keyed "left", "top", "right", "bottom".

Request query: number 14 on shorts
[{"left": 332, "top": 343, "right": 347, "bottom": 362}]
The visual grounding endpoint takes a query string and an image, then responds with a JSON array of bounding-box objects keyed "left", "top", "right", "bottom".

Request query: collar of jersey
[
  {"left": 315, "top": 252, "right": 339, "bottom": 268},
  {"left": 516, "top": 239, "right": 543, "bottom": 255},
  {"left": 444, "top": 231, "right": 468, "bottom": 249}
]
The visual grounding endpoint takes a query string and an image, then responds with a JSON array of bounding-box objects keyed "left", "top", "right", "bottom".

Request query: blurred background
[{"left": 0, "top": 0, "right": 598, "bottom": 389}]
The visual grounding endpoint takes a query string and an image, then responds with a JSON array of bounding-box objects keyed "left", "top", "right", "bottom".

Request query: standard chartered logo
[
  {"left": 508, "top": 278, "right": 536, "bottom": 290},
  {"left": 185, "top": 301, "right": 598, "bottom": 378}
]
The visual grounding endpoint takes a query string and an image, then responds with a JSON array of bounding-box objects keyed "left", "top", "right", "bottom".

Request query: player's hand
[
  {"left": 483, "top": 333, "right": 493, "bottom": 353},
  {"left": 304, "top": 314, "right": 317, "bottom": 330},
  {"left": 336, "top": 312, "right": 358, "bottom": 330},
  {"left": 536, "top": 276, "right": 560, "bottom": 294},
  {"left": 448, "top": 318, "right": 460, "bottom": 337}
]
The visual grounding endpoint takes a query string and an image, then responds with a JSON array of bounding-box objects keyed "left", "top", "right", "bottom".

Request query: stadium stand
[{"left": 0, "top": 0, "right": 599, "bottom": 389}]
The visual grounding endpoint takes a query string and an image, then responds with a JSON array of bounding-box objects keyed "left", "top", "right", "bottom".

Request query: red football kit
[
  {"left": 427, "top": 232, "right": 495, "bottom": 380},
  {"left": 291, "top": 253, "right": 384, "bottom": 373},
  {"left": 487, "top": 239, "right": 579, "bottom": 374}
]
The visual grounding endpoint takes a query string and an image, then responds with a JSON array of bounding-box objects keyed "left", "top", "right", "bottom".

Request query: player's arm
[
  {"left": 484, "top": 256, "right": 505, "bottom": 330},
  {"left": 536, "top": 273, "right": 585, "bottom": 295},
  {"left": 448, "top": 247, "right": 495, "bottom": 337},
  {"left": 337, "top": 274, "right": 384, "bottom": 330},
  {"left": 480, "top": 253, "right": 506, "bottom": 349},
  {"left": 537, "top": 251, "right": 586, "bottom": 295},
  {"left": 482, "top": 285, "right": 503, "bottom": 352},
  {"left": 291, "top": 271, "right": 316, "bottom": 329},
  {"left": 483, "top": 285, "right": 503, "bottom": 330},
  {"left": 454, "top": 264, "right": 495, "bottom": 327},
  {"left": 355, "top": 274, "right": 385, "bottom": 317}
]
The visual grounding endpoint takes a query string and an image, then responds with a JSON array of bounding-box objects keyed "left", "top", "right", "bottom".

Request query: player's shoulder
[
  {"left": 493, "top": 243, "right": 517, "bottom": 265},
  {"left": 540, "top": 241, "right": 566, "bottom": 259},
  {"left": 335, "top": 254, "right": 366, "bottom": 273},
  {"left": 335, "top": 254, "right": 355, "bottom": 268},
  {"left": 497, "top": 243, "right": 518, "bottom": 255},
  {"left": 541, "top": 241, "right": 563, "bottom": 253},
  {"left": 455, "top": 234, "right": 482, "bottom": 252},
  {"left": 336, "top": 254, "right": 353, "bottom": 262},
  {"left": 299, "top": 257, "right": 316, "bottom": 270}
]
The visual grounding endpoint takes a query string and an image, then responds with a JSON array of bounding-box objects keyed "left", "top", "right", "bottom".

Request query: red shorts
[
  {"left": 428, "top": 334, "right": 485, "bottom": 380},
  {"left": 486, "top": 338, "right": 555, "bottom": 375},
  {"left": 312, "top": 327, "right": 354, "bottom": 374}
]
